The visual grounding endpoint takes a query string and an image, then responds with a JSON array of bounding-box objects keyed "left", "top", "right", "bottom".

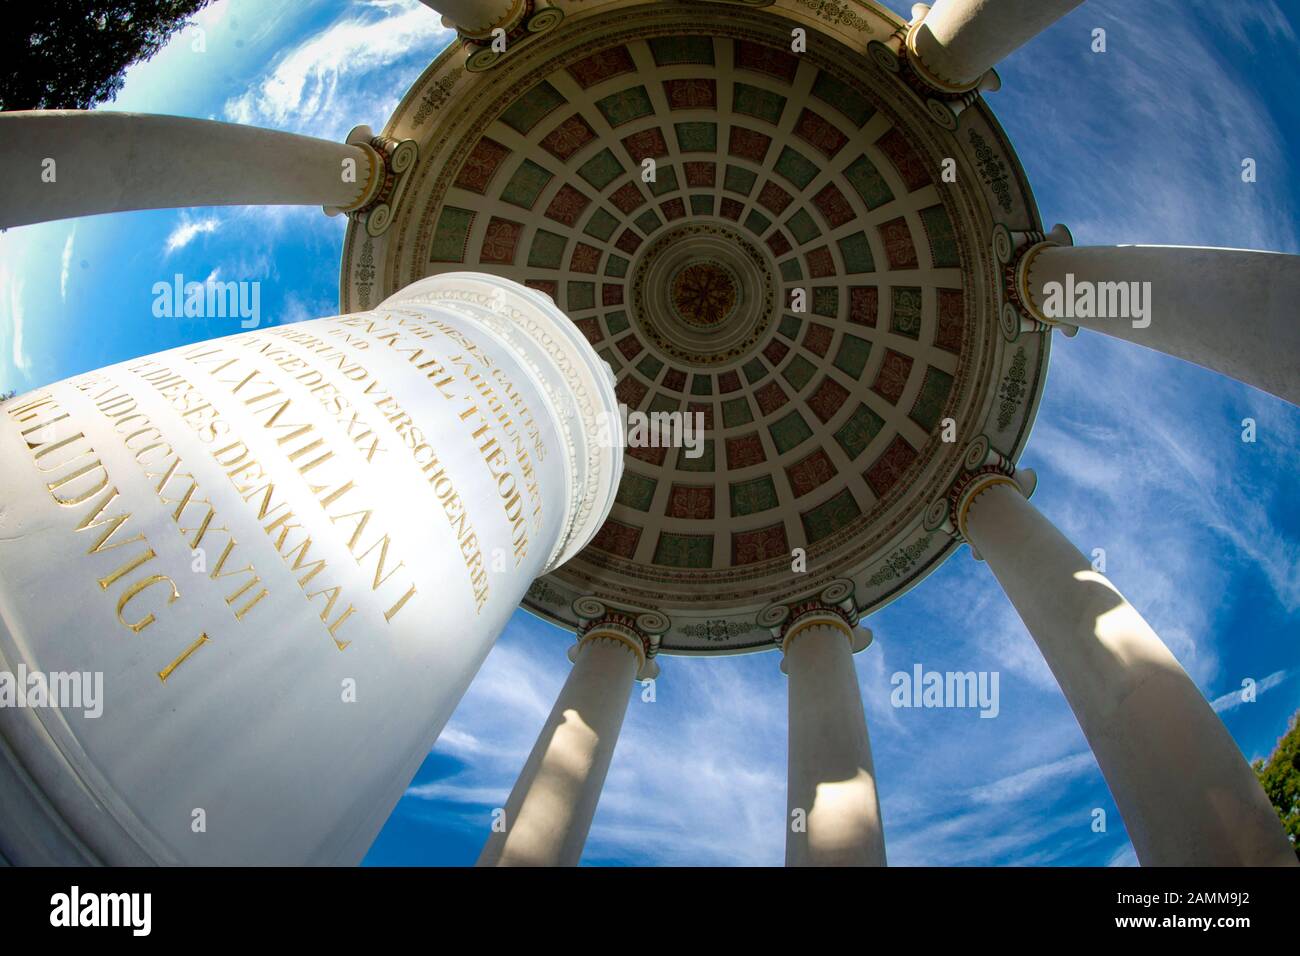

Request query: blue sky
[{"left": 1, "top": 0, "right": 1297, "bottom": 866}]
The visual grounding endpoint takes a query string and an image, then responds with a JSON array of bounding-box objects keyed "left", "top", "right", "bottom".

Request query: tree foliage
[
  {"left": 0, "top": 1, "right": 213, "bottom": 112},
  {"left": 1253, "top": 709, "right": 1300, "bottom": 861}
]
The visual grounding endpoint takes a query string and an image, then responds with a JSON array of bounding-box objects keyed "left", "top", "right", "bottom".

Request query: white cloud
[
  {"left": 406, "top": 780, "right": 513, "bottom": 806},
  {"left": 192, "top": 0, "right": 232, "bottom": 30},
  {"left": 1106, "top": 843, "right": 1139, "bottom": 867},
  {"left": 60, "top": 227, "right": 75, "bottom": 302},
  {"left": 164, "top": 214, "right": 222, "bottom": 256},
  {"left": 995, "top": 0, "right": 1300, "bottom": 254},
  {"left": 0, "top": 263, "right": 30, "bottom": 374},
  {"left": 966, "top": 751, "right": 1096, "bottom": 805},
  {"left": 1211, "top": 669, "right": 1290, "bottom": 713},
  {"left": 403, "top": 622, "right": 790, "bottom": 866},
  {"left": 278, "top": 292, "right": 339, "bottom": 326},
  {"left": 222, "top": 1, "right": 453, "bottom": 143}
]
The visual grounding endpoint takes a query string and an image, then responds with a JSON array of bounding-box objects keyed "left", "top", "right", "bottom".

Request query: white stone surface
[
  {"left": 0, "top": 273, "right": 622, "bottom": 865},
  {"left": 785, "top": 619, "right": 887, "bottom": 867},
  {"left": 423, "top": 0, "right": 523, "bottom": 36},
  {"left": 911, "top": 0, "right": 1084, "bottom": 89},
  {"left": 0, "top": 111, "right": 379, "bottom": 229},
  {"left": 1027, "top": 244, "right": 1300, "bottom": 407},
  {"left": 477, "top": 630, "right": 640, "bottom": 866},
  {"left": 964, "top": 481, "right": 1297, "bottom": 866}
]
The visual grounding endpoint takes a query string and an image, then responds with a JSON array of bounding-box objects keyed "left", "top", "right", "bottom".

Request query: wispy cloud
[
  {"left": 59, "top": 227, "right": 75, "bottom": 302},
  {"left": 966, "top": 751, "right": 1097, "bottom": 805},
  {"left": 992, "top": 0, "right": 1300, "bottom": 253},
  {"left": 164, "top": 214, "right": 222, "bottom": 256},
  {"left": 279, "top": 291, "right": 339, "bottom": 326},
  {"left": 392, "top": 619, "right": 790, "bottom": 866},
  {"left": 222, "top": 0, "right": 453, "bottom": 142},
  {"left": 1211, "top": 669, "right": 1290, "bottom": 713},
  {"left": 0, "top": 261, "right": 30, "bottom": 374},
  {"left": 1106, "top": 843, "right": 1139, "bottom": 867}
]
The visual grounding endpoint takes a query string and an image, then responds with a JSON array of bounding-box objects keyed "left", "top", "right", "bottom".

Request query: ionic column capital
[
  {"left": 866, "top": 10, "right": 999, "bottom": 132},
  {"left": 427, "top": 0, "right": 565, "bottom": 72},
  {"left": 903, "top": 6, "right": 989, "bottom": 95},
  {"left": 993, "top": 222, "right": 1075, "bottom": 340},
  {"left": 780, "top": 613, "right": 872, "bottom": 660},
  {"left": 924, "top": 435, "right": 1036, "bottom": 558},
  {"left": 570, "top": 597, "right": 664, "bottom": 680},
  {"left": 757, "top": 580, "right": 871, "bottom": 671},
  {"left": 327, "top": 125, "right": 419, "bottom": 237}
]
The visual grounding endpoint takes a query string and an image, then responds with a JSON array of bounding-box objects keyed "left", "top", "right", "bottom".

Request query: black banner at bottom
[{"left": 1, "top": 865, "right": 1294, "bottom": 941}]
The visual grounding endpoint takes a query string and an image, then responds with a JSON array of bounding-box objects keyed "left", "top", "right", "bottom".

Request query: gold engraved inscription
[
  {"left": 71, "top": 374, "right": 271, "bottom": 631},
  {"left": 183, "top": 345, "right": 419, "bottom": 625},
  {"left": 266, "top": 324, "right": 494, "bottom": 612},
  {"left": 158, "top": 632, "right": 211, "bottom": 683},
  {"left": 3, "top": 392, "right": 184, "bottom": 637},
  {"left": 124, "top": 357, "right": 416, "bottom": 645},
  {"left": 329, "top": 312, "right": 545, "bottom": 570},
  {"left": 231, "top": 333, "right": 388, "bottom": 463}
]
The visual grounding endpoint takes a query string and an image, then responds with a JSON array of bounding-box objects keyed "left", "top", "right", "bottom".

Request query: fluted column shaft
[
  {"left": 1024, "top": 244, "right": 1300, "bottom": 406},
  {"left": 908, "top": 0, "right": 1084, "bottom": 90},
  {"left": 784, "top": 617, "right": 886, "bottom": 867},
  {"left": 477, "top": 630, "right": 641, "bottom": 866},
  {"left": 0, "top": 111, "right": 381, "bottom": 229},
  {"left": 421, "top": 0, "right": 527, "bottom": 38},
  {"left": 963, "top": 479, "right": 1296, "bottom": 866}
]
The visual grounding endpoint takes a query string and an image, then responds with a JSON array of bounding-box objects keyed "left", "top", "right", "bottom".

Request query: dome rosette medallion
[
  {"left": 671, "top": 262, "right": 738, "bottom": 329},
  {"left": 340, "top": 0, "right": 1049, "bottom": 654}
]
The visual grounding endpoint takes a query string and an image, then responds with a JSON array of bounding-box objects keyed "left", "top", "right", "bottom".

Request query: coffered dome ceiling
[{"left": 340, "top": 0, "right": 1049, "bottom": 654}]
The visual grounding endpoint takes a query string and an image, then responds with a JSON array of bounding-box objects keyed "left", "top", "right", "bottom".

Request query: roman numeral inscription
[{"left": 4, "top": 392, "right": 185, "bottom": 641}]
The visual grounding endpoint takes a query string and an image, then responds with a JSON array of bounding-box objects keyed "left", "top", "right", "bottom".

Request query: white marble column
[
  {"left": 782, "top": 612, "right": 886, "bottom": 867},
  {"left": 1021, "top": 243, "right": 1300, "bottom": 407},
  {"left": 0, "top": 272, "right": 623, "bottom": 865},
  {"left": 477, "top": 619, "right": 656, "bottom": 866},
  {"left": 421, "top": 0, "right": 527, "bottom": 38},
  {"left": 959, "top": 473, "right": 1297, "bottom": 866},
  {"left": 0, "top": 111, "right": 385, "bottom": 229},
  {"left": 907, "top": 0, "right": 1084, "bottom": 91}
]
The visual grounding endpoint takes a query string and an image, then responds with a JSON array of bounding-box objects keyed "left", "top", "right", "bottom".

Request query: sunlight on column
[
  {"left": 809, "top": 768, "right": 877, "bottom": 853},
  {"left": 1073, "top": 570, "right": 1166, "bottom": 669}
]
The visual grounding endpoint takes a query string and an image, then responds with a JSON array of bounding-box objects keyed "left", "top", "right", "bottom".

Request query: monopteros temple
[{"left": 0, "top": 0, "right": 1296, "bottom": 867}]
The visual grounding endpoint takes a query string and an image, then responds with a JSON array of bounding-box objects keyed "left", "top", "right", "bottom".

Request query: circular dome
[{"left": 341, "top": 0, "right": 1049, "bottom": 653}]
